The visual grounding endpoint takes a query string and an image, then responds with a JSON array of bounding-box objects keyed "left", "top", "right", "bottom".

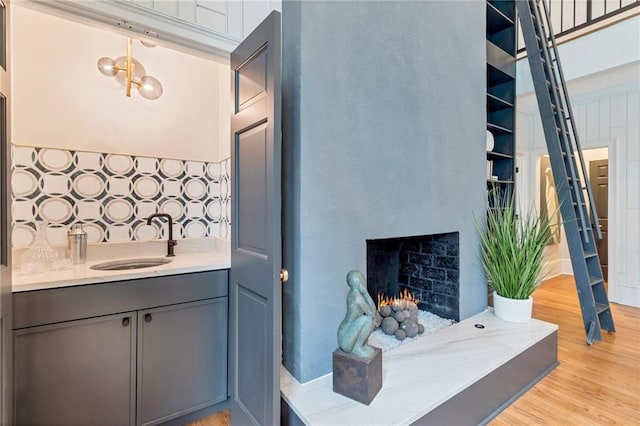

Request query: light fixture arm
[{"left": 125, "top": 37, "right": 133, "bottom": 97}]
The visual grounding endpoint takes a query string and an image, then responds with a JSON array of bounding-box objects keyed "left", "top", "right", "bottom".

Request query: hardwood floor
[
  {"left": 186, "top": 408, "right": 230, "bottom": 426},
  {"left": 490, "top": 275, "right": 640, "bottom": 425},
  {"left": 189, "top": 275, "right": 640, "bottom": 425}
]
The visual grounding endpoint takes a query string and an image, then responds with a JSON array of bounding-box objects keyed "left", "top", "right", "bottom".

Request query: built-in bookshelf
[{"left": 486, "top": 0, "right": 516, "bottom": 206}]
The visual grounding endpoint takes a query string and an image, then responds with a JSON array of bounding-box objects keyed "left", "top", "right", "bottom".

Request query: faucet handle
[{"left": 167, "top": 239, "right": 177, "bottom": 257}]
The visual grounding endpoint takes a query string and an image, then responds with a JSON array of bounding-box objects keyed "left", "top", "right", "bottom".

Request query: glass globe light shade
[
  {"left": 138, "top": 76, "right": 163, "bottom": 100},
  {"left": 113, "top": 56, "right": 146, "bottom": 87},
  {"left": 97, "top": 57, "right": 118, "bottom": 76}
]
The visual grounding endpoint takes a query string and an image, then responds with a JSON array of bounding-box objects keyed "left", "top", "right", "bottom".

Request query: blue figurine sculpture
[{"left": 337, "top": 270, "right": 377, "bottom": 358}]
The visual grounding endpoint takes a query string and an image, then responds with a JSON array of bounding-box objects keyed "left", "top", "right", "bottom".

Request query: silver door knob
[{"left": 280, "top": 269, "right": 289, "bottom": 283}]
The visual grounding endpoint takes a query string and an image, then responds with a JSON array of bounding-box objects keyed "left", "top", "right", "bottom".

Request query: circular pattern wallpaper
[{"left": 11, "top": 147, "right": 231, "bottom": 246}]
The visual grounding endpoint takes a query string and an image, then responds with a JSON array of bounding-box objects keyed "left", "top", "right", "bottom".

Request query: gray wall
[{"left": 283, "top": 0, "right": 488, "bottom": 383}]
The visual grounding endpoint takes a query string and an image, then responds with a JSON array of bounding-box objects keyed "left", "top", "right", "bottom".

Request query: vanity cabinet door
[
  {"left": 14, "top": 313, "right": 137, "bottom": 426},
  {"left": 136, "top": 298, "right": 228, "bottom": 426}
]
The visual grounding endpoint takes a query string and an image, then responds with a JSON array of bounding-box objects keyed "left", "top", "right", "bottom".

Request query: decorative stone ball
[
  {"left": 391, "top": 303, "right": 402, "bottom": 312},
  {"left": 394, "top": 329, "right": 406, "bottom": 341},
  {"left": 418, "top": 324, "right": 425, "bottom": 334},
  {"left": 374, "top": 311, "right": 383, "bottom": 329},
  {"left": 401, "top": 319, "right": 419, "bottom": 338},
  {"left": 410, "top": 312, "right": 418, "bottom": 323},
  {"left": 379, "top": 305, "right": 392, "bottom": 317},
  {"left": 381, "top": 317, "right": 399, "bottom": 335},
  {"left": 394, "top": 311, "right": 406, "bottom": 323},
  {"left": 409, "top": 303, "right": 419, "bottom": 313},
  {"left": 403, "top": 310, "right": 412, "bottom": 320}
]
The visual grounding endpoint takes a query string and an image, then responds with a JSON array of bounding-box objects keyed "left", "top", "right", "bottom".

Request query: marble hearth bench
[{"left": 281, "top": 310, "right": 558, "bottom": 425}]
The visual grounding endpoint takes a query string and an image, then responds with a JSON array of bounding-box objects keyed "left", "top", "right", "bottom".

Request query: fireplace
[{"left": 367, "top": 232, "right": 460, "bottom": 321}]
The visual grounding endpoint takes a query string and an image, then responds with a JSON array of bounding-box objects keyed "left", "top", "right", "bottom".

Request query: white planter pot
[{"left": 493, "top": 291, "right": 533, "bottom": 323}]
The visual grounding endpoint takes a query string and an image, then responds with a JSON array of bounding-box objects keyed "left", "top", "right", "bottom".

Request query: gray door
[
  {"left": 590, "top": 159, "right": 608, "bottom": 281},
  {"left": 230, "top": 10, "right": 282, "bottom": 426},
  {"left": 14, "top": 313, "right": 136, "bottom": 426},
  {"left": 136, "top": 299, "right": 228, "bottom": 426},
  {"left": 0, "top": 1, "right": 11, "bottom": 422}
]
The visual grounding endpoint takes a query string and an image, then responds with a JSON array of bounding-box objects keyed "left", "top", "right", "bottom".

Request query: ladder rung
[
  {"left": 595, "top": 303, "right": 609, "bottom": 315},
  {"left": 585, "top": 251, "right": 598, "bottom": 259},
  {"left": 553, "top": 108, "right": 569, "bottom": 120},
  {"left": 590, "top": 276, "right": 604, "bottom": 287}
]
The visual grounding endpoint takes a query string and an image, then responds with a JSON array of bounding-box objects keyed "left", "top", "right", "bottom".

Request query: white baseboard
[
  {"left": 544, "top": 259, "right": 571, "bottom": 279},
  {"left": 614, "top": 285, "right": 640, "bottom": 308},
  {"left": 561, "top": 259, "right": 573, "bottom": 275}
]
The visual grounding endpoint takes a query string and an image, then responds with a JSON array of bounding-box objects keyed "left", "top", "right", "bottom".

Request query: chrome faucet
[{"left": 146, "top": 213, "right": 177, "bottom": 257}]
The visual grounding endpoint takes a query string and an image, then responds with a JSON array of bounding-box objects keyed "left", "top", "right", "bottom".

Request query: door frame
[
  {"left": 589, "top": 157, "right": 609, "bottom": 282},
  {"left": 0, "top": 0, "right": 11, "bottom": 423},
  {"left": 524, "top": 138, "right": 617, "bottom": 301}
]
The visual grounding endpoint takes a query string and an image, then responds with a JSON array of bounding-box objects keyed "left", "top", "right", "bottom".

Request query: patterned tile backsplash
[{"left": 11, "top": 145, "right": 231, "bottom": 248}]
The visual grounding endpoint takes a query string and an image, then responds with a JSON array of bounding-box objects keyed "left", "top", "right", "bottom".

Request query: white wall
[
  {"left": 217, "top": 62, "right": 231, "bottom": 161},
  {"left": 11, "top": 4, "right": 229, "bottom": 162},
  {"left": 517, "top": 14, "right": 640, "bottom": 307},
  {"left": 243, "top": 0, "right": 281, "bottom": 37},
  {"left": 517, "top": 16, "right": 640, "bottom": 96},
  {"left": 518, "top": 88, "right": 639, "bottom": 308}
]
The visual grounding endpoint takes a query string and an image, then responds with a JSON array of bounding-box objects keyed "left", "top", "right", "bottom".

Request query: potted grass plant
[{"left": 475, "top": 192, "right": 555, "bottom": 323}]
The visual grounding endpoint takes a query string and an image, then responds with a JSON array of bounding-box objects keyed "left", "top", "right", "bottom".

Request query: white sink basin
[{"left": 90, "top": 258, "right": 172, "bottom": 271}]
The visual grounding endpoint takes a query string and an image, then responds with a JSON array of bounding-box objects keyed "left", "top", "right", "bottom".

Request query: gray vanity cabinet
[
  {"left": 13, "top": 270, "right": 229, "bottom": 426},
  {"left": 137, "top": 299, "right": 228, "bottom": 426},
  {"left": 14, "top": 313, "right": 137, "bottom": 426}
]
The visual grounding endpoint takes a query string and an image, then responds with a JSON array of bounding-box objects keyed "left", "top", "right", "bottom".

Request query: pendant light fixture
[{"left": 97, "top": 37, "right": 163, "bottom": 100}]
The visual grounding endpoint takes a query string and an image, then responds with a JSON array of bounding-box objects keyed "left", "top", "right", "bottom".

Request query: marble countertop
[
  {"left": 12, "top": 238, "right": 230, "bottom": 292},
  {"left": 280, "top": 310, "right": 558, "bottom": 425}
]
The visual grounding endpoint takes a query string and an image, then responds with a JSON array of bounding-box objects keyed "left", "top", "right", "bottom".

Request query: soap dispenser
[{"left": 68, "top": 223, "right": 87, "bottom": 264}]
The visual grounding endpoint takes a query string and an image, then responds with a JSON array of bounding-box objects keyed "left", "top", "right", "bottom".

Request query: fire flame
[{"left": 377, "top": 288, "right": 420, "bottom": 310}]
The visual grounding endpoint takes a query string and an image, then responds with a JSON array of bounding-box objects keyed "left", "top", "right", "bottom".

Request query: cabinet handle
[
  {"left": 145, "top": 313, "right": 152, "bottom": 323},
  {"left": 122, "top": 317, "right": 130, "bottom": 327}
]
